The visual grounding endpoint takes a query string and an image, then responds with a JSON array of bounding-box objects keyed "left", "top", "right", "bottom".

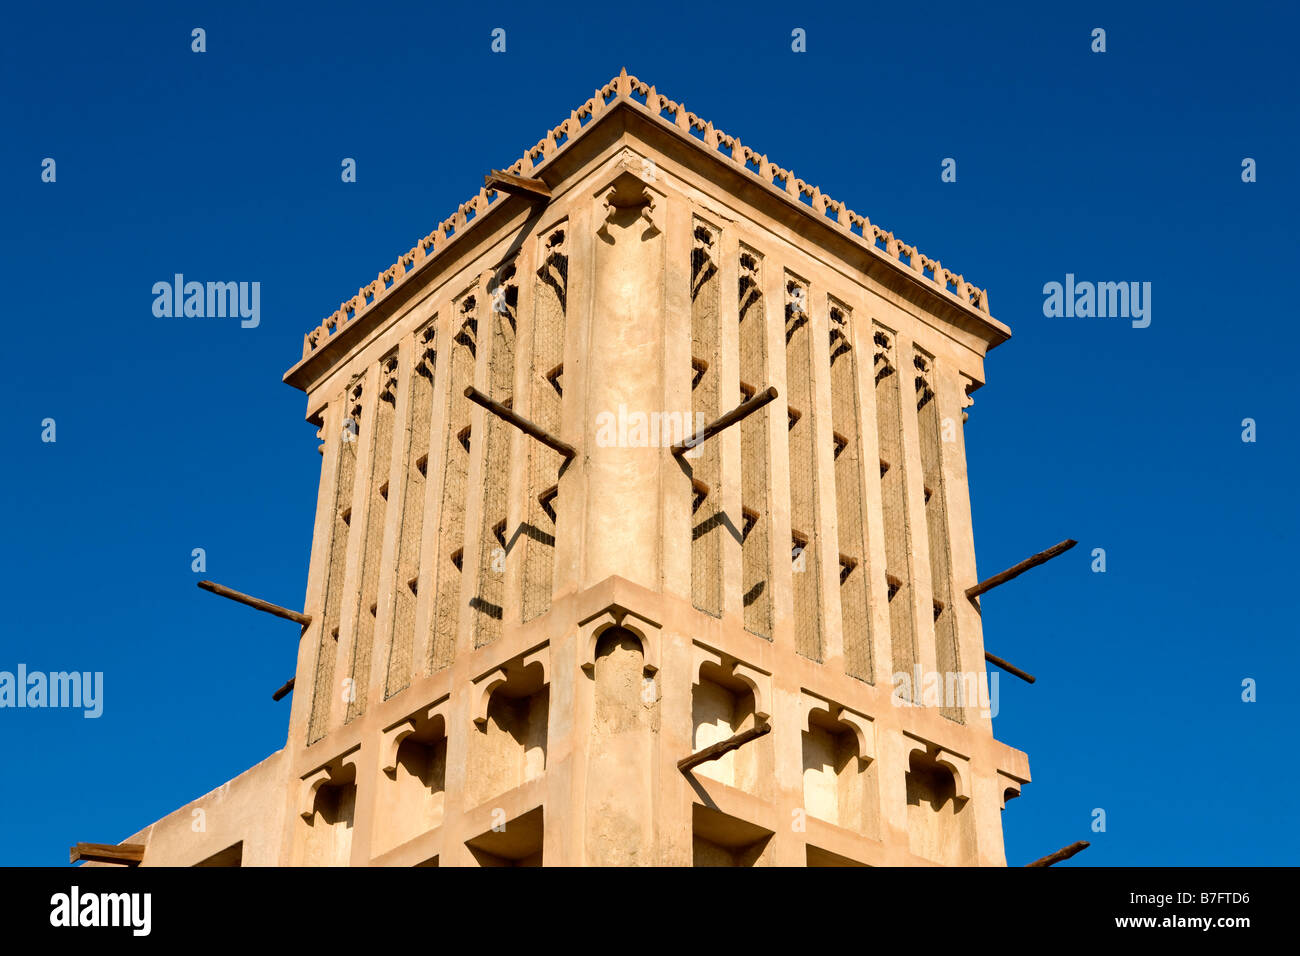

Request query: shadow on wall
[
  {"left": 468, "top": 686, "right": 548, "bottom": 809},
  {"left": 373, "top": 712, "right": 448, "bottom": 857},
  {"left": 690, "top": 663, "right": 771, "bottom": 798},
  {"left": 298, "top": 767, "right": 356, "bottom": 867},
  {"left": 905, "top": 750, "right": 974, "bottom": 865},
  {"left": 801, "top": 715, "right": 880, "bottom": 839}
]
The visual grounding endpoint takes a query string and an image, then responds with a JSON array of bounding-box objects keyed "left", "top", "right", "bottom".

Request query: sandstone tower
[{"left": 108, "top": 70, "right": 1030, "bottom": 867}]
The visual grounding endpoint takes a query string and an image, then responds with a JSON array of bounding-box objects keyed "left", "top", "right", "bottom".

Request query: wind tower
[{"left": 84, "top": 70, "right": 1053, "bottom": 868}]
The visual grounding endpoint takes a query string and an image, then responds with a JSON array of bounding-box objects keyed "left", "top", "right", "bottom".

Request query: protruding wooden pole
[
  {"left": 967, "top": 539, "right": 1077, "bottom": 600},
  {"left": 465, "top": 386, "right": 576, "bottom": 460},
  {"left": 672, "top": 385, "right": 779, "bottom": 456},
  {"left": 484, "top": 169, "right": 552, "bottom": 200},
  {"left": 1026, "top": 840, "right": 1090, "bottom": 867},
  {"left": 272, "top": 678, "right": 295, "bottom": 702},
  {"left": 70, "top": 842, "right": 145, "bottom": 866},
  {"left": 985, "top": 651, "right": 1036, "bottom": 684},
  {"left": 197, "top": 580, "right": 311, "bottom": 627},
  {"left": 677, "top": 723, "right": 771, "bottom": 772}
]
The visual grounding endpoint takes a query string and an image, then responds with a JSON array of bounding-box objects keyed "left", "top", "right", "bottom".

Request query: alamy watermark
[
  {"left": 1, "top": 664, "right": 103, "bottom": 718},
  {"left": 152, "top": 274, "right": 260, "bottom": 328},
  {"left": 892, "top": 667, "right": 999, "bottom": 718},
  {"left": 1042, "top": 274, "right": 1151, "bottom": 328},
  {"left": 50, "top": 887, "right": 150, "bottom": 936},
  {"left": 595, "top": 405, "right": 706, "bottom": 458}
]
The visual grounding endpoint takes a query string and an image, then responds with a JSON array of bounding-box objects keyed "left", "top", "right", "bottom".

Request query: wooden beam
[
  {"left": 484, "top": 169, "right": 551, "bottom": 200},
  {"left": 197, "top": 580, "right": 311, "bottom": 627},
  {"left": 1026, "top": 840, "right": 1090, "bottom": 867},
  {"left": 672, "top": 385, "right": 779, "bottom": 456},
  {"left": 465, "top": 386, "right": 576, "bottom": 460},
  {"left": 70, "top": 842, "right": 145, "bottom": 866},
  {"left": 272, "top": 677, "right": 295, "bottom": 702},
  {"left": 966, "top": 539, "right": 1077, "bottom": 600},
  {"left": 677, "top": 723, "right": 771, "bottom": 773},
  {"left": 985, "top": 651, "right": 1036, "bottom": 684}
]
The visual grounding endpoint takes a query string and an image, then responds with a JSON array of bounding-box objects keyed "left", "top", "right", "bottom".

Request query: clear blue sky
[{"left": 2, "top": 1, "right": 1296, "bottom": 866}]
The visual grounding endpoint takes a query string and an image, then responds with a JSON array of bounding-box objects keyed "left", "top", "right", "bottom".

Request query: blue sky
[{"left": 2, "top": 1, "right": 1296, "bottom": 866}]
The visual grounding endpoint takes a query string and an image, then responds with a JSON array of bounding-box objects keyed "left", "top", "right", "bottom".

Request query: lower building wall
[
  {"left": 102, "top": 577, "right": 1027, "bottom": 868},
  {"left": 107, "top": 751, "right": 288, "bottom": 867}
]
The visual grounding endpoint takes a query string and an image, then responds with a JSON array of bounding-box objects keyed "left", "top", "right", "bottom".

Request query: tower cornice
[{"left": 284, "top": 70, "right": 1008, "bottom": 394}]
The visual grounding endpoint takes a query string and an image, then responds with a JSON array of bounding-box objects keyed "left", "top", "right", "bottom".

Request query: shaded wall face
[
  {"left": 738, "top": 248, "right": 772, "bottom": 640},
  {"left": 430, "top": 296, "right": 477, "bottom": 674},
  {"left": 915, "top": 351, "right": 961, "bottom": 721},
  {"left": 308, "top": 384, "right": 361, "bottom": 744},
  {"left": 467, "top": 689, "right": 549, "bottom": 809},
  {"left": 801, "top": 724, "right": 880, "bottom": 838},
  {"left": 905, "top": 756, "right": 975, "bottom": 866},
  {"left": 297, "top": 782, "right": 356, "bottom": 867},
  {"left": 784, "top": 275, "right": 823, "bottom": 663},
  {"left": 690, "top": 678, "right": 767, "bottom": 796},
  {"left": 521, "top": 228, "right": 569, "bottom": 623},
  {"left": 472, "top": 266, "right": 518, "bottom": 650},
  {"left": 692, "top": 836, "right": 771, "bottom": 867},
  {"left": 373, "top": 735, "right": 447, "bottom": 856},
  {"left": 348, "top": 353, "right": 398, "bottom": 721},
  {"left": 385, "top": 323, "right": 436, "bottom": 699},
  {"left": 829, "top": 302, "right": 872, "bottom": 682},
  {"left": 690, "top": 222, "right": 724, "bottom": 618}
]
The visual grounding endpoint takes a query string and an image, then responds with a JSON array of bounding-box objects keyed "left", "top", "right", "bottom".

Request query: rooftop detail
[{"left": 298, "top": 69, "right": 992, "bottom": 362}]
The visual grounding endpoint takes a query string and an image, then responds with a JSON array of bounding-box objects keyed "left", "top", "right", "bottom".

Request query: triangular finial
[{"left": 619, "top": 66, "right": 627, "bottom": 77}]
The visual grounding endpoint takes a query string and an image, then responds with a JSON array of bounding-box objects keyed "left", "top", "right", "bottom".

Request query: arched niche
[
  {"left": 799, "top": 693, "right": 879, "bottom": 838},
  {"left": 578, "top": 604, "right": 661, "bottom": 678},
  {"left": 467, "top": 646, "right": 550, "bottom": 808},
  {"left": 373, "top": 698, "right": 450, "bottom": 855},
  {"left": 688, "top": 645, "right": 773, "bottom": 797},
  {"left": 296, "top": 750, "right": 359, "bottom": 866},
  {"left": 903, "top": 736, "right": 975, "bottom": 866}
]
